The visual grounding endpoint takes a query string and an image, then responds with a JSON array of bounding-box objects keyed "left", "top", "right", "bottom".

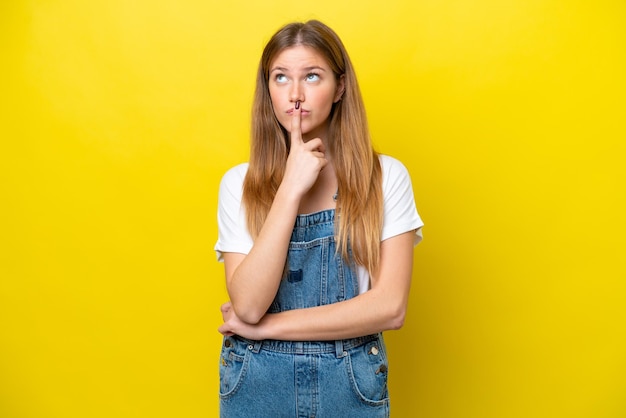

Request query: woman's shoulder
[
  {"left": 378, "top": 154, "right": 410, "bottom": 180},
  {"left": 220, "top": 162, "right": 249, "bottom": 185}
]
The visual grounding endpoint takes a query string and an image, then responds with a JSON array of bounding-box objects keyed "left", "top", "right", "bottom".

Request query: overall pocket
[
  {"left": 345, "top": 338, "right": 390, "bottom": 406},
  {"left": 218, "top": 337, "right": 250, "bottom": 399}
]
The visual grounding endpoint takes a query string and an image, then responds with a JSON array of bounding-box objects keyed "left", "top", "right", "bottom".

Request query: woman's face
[{"left": 268, "top": 45, "right": 344, "bottom": 141}]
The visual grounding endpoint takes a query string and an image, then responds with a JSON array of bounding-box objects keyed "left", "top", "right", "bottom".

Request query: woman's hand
[
  {"left": 282, "top": 102, "right": 327, "bottom": 198},
  {"left": 217, "top": 302, "right": 236, "bottom": 336},
  {"left": 218, "top": 301, "right": 269, "bottom": 340}
]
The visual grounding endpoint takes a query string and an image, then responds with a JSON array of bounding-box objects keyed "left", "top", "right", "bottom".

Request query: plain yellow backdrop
[{"left": 1, "top": 1, "right": 625, "bottom": 417}]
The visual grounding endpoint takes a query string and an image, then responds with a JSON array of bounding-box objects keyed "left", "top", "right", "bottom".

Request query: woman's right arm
[
  {"left": 225, "top": 106, "right": 326, "bottom": 324},
  {"left": 224, "top": 187, "right": 300, "bottom": 324}
]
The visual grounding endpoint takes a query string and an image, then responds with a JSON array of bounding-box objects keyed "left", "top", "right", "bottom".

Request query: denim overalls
[{"left": 219, "top": 210, "right": 390, "bottom": 417}]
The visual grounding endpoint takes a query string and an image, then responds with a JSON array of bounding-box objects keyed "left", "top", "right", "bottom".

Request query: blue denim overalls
[{"left": 219, "top": 210, "right": 390, "bottom": 417}]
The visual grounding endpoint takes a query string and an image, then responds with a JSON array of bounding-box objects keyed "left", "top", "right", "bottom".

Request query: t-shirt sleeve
[
  {"left": 214, "top": 164, "right": 254, "bottom": 262},
  {"left": 380, "top": 155, "right": 424, "bottom": 244}
]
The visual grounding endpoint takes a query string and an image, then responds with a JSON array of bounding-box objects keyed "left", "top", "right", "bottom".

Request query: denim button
[
  {"left": 248, "top": 345, "right": 254, "bottom": 350},
  {"left": 370, "top": 346, "right": 379, "bottom": 355}
]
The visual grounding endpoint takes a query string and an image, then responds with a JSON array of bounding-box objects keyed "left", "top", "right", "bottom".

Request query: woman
[{"left": 215, "top": 20, "right": 423, "bottom": 417}]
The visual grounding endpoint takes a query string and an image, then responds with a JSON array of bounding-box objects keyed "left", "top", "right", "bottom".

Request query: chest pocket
[{"left": 268, "top": 235, "right": 358, "bottom": 313}]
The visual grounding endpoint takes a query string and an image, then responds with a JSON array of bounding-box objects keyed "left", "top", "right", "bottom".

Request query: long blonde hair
[{"left": 243, "top": 20, "right": 383, "bottom": 276}]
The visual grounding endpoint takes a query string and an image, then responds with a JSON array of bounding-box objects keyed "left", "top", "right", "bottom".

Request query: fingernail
[{"left": 295, "top": 101, "right": 300, "bottom": 110}]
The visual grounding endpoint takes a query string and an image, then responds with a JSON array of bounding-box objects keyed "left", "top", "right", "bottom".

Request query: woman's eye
[
  {"left": 305, "top": 73, "right": 320, "bottom": 82},
  {"left": 275, "top": 74, "right": 288, "bottom": 83}
]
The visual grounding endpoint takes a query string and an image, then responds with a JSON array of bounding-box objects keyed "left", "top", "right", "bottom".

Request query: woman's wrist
[
  {"left": 275, "top": 183, "right": 304, "bottom": 205},
  {"left": 257, "top": 313, "right": 278, "bottom": 340}
]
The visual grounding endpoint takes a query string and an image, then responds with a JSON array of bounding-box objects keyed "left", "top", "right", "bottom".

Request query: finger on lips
[{"left": 290, "top": 101, "right": 302, "bottom": 143}]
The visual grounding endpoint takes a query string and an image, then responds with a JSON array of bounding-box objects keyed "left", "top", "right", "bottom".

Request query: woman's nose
[{"left": 289, "top": 82, "right": 304, "bottom": 103}]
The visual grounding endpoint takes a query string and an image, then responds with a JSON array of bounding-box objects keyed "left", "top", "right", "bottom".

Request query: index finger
[{"left": 290, "top": 101, "right": 302, "bottom": 145}]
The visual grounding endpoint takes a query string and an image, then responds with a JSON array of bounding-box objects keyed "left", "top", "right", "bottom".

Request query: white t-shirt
[{"left": 214, "top": 154, "right": 424, "bottom": 294}]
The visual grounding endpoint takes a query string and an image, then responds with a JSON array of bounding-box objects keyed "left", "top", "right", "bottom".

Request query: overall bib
[{"left": 219, "top": 210, "right": 390, "bottom": 417}]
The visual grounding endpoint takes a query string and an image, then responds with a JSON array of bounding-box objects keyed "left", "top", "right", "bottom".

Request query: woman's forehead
[{"left": 269, "top": 45, "right": 330, "bottom": 71}]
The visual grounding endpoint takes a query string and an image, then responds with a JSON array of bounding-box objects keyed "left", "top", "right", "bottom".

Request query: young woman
[{"left": 215, "top": 20, "right": 423, "bottom": 417}]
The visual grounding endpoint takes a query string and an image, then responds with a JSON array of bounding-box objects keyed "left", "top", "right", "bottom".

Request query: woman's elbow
[
  {"left": 232, "top": 303, "right": 265, "bottom": 325},
  {"left": 227, "top": 288, "right": 269, "bottom": 325},
  {"left": 385, "top": 305, "right": 407, "bottom": 331}
]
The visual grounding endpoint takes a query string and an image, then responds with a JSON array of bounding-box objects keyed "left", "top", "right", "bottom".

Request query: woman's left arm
[{"left": 218, "top": 230, "right": 416, "bottom": 341}]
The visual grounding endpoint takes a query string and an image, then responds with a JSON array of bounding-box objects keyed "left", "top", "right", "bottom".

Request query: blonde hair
[{"left": 243, "top": 20, "right": 383, "bottom": 276}]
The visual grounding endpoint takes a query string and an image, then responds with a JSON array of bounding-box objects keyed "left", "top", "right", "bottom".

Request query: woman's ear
[{"left": 334, "top": 74, "right": 346, "bottom": 103}]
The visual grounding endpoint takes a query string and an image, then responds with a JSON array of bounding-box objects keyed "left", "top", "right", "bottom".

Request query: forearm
[
  {"left": 221, "top": 232, "right": 416, "bottom": 340},
  {"left": 256, "top": 286, "right": 408, "bottom": 341},
  {"left": 227, "top": 187, "right": 300, "bottom": 323}
]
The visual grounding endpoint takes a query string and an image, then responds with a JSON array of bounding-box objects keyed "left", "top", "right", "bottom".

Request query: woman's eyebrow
[
  {"left": 303, "top": 66, "right": 327, "bottom": 72},
  {"left": 270, "top": 66, "right": 289, "bottom": 73},
  {"left": 269, "top": 66, "right": 327, "bottom": 73}
]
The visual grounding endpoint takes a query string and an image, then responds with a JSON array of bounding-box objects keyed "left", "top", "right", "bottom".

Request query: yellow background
[{"left": 1, "top": 1, "right": 625, "bottom": 417}]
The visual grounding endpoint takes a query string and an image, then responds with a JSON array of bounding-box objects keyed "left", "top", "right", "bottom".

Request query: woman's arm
[
  {"left": 222, "top": 188, "right": 299, "bottom": 324},
  {"left": 219, "top": 230, "right": 416, "bottom": 340},
  {"left": 225, "top": 107, "right": 327, "bottom": 324}
]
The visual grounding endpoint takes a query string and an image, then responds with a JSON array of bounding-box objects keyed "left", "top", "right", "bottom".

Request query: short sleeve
[
  {"left": 380, "top": 155, "right": 424, "bottom": 245},
  {"left": 214, "top": 163, "right": 254, "bottom": 262}
]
